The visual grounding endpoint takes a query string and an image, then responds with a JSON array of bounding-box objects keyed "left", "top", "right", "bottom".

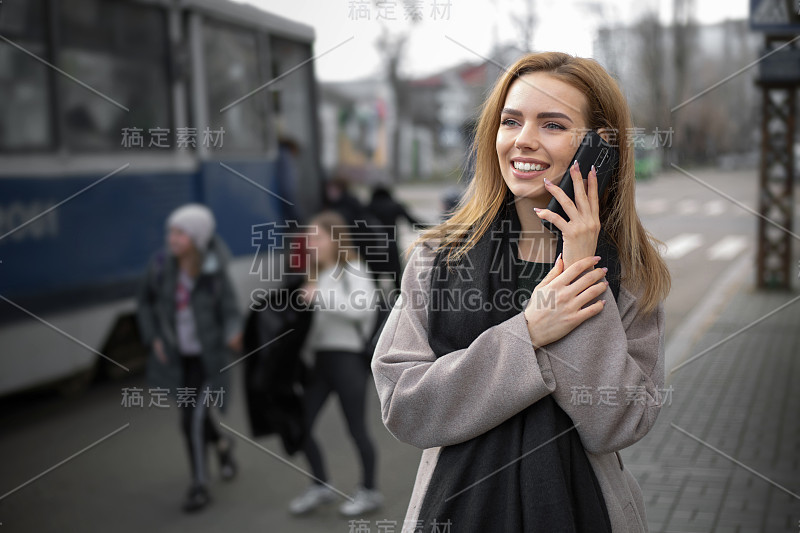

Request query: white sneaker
[
  {"left": 339, "top": 487, "right": 384, "bottom": 517},
  {"left": 288, "top": 484, "right": 336, "bottom": 515}
]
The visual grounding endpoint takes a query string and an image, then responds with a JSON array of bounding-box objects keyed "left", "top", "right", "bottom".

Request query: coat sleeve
[
  {"left": 533, "top": 274, "right": 666, "bottom": 455},
  {"left": 370, "top": 243, "right": 557, "bottom": 450},
  {"left": 218, "top": 266, "right": 242, "bottom": 345},
  {"left": 135, "top": 257, "right": 160, "bottom": 348}
]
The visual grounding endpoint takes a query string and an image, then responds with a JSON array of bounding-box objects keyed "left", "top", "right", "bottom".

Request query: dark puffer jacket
[{"left": 136, "top": 235, "right": 242, "bottom": 406}]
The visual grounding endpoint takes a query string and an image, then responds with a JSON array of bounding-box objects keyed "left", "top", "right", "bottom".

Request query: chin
[{"left": 505, "top": 179, "right": 547, "bottom": 202}]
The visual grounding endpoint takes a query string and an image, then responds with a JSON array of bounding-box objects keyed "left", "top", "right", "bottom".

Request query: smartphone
[{"left": 540, "top": 130, "right": 619, "bottom": 235}]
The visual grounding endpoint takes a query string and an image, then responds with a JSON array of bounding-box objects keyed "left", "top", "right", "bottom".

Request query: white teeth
[{"left": 514, "top": 161, "right": 546, "bottom": 171}]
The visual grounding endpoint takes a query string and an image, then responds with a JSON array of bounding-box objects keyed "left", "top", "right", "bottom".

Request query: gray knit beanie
[{"left": 166, "top": 204, "right": 216, "bottom": 251}]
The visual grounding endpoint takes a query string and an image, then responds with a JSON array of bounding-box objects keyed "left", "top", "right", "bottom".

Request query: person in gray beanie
[
  {"left": 167, "top": 204, "right": 216, "bottom": 252},
  {"left": 137, "top": 203, "right": 243, "bottom": 512}
]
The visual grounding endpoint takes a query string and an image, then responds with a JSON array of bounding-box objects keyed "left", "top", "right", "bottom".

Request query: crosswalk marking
[
  {"left": 706, "top": 199, "right": 726, "bottom": 216},
  {"left": 637, "top": 198, "right": 668, "bottom": 215},
  {"left": 661, "top": 233, "right": 703, "bottom": 259},
  {"left": 637, "top": 198, "right": 762, "bottom": 217},
  {"left": 706, "top": 235, "right": 749, "bottom": 261},
  {"left": 676, "top": 199, "right": 699, "bottom": 215}
]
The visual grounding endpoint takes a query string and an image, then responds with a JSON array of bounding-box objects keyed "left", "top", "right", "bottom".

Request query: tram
[{"left": 0, "top": 0, "right": 324, "bottom": 394}]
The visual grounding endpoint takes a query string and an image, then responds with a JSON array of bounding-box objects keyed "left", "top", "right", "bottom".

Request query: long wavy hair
[{"left": 412, "top": 52, "right": 671, "bottom": 314}]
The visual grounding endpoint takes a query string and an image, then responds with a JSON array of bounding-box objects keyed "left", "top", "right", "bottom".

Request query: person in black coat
[
  {"left": 366, "top": 186, "right": 422, "bottom": 229},
  {"left": 365, "top": 186, "right": 426, "bottom": 290}
]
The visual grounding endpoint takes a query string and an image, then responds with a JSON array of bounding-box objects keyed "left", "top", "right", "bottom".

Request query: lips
[{"left": 509, "top": 158, "right": 550, "bottom": 179}]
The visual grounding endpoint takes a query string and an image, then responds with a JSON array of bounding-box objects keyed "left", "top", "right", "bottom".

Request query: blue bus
[{"left": 0, "top": 0, "right": 324, "bottom": 395}]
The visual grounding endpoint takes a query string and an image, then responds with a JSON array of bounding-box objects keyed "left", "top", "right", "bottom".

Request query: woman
[
  {"left": 372, "top": 52, "right": 671, "bottom": 532},
  {"left": 289, "top": 210, "right": 383, "bottom": 516},
  {"left": 136, "top": 204, "right": 242, "bottom": 512}
]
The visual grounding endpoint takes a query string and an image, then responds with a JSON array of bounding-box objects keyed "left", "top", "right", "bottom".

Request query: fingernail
[
  {"left": 543, "top": 177, "right": 550, "bottom": 185},
  {"left": 533, "top": 207, "right": 541, "bottom": 213},
  {"left": 556, "top": 252, "right": 562, "bottom": 263},
  {"left": 602, "top": 266, "right": 608, "bottom": 272},
  {"left": 591, "top": 164, "right": 596, "bottom": 173},
  {"left": 593, "top": 255, "right": 601, "bottom": 262}
]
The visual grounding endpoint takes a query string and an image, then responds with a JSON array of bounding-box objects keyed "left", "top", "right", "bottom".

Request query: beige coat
[{"left": 371, "top": 239, "right": 665, "bottom": 532}]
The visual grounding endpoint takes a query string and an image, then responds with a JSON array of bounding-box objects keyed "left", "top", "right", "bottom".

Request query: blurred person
[
  {"left": 366, "top": 186, "right": 422, "bottom": 229},
  {"left": 372, "top": 52, "right": 671, "bottom": 531},
  {"left": 323, "top": 175, "right": 392, "bottom": 289},
  {"left": 366, "top": 186, "right": 426, "bottom": 291},
  {"left": 274, "top": 136, "right": 305, "bottom": 225},
  {"left": 242, "top": 228, "right": 312, "bottom": 457},
  {"left": 136, "top": 204, "right": 243, "bottom": 513},
  {"left": 323, "top": 173, "right": 367, "bottom": 228},
  {"left": 439, "top": 185, "right": 465, "bottom": 222},
  {"left": 288, "top": 210, "right": 383, "bottom": 517}
]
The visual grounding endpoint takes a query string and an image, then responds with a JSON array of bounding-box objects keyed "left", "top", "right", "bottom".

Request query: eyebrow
[{"left": 500, "top": 108, "right": 574, "bottom": 124}]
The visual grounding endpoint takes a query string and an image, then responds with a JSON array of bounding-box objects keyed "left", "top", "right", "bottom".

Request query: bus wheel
[
  {"left": 104, "top": 344, "right": 147, "bottom": 380},
  {"left": 56, "top": 364, "right": 98, "bottom": 397},
  {"left": 101, "top": 315, "right": 147, "bottom": 380}
]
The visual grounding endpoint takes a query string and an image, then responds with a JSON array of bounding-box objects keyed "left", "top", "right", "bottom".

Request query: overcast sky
[{"left": 245, "top": 0, "right": 750, "bottom": 82}]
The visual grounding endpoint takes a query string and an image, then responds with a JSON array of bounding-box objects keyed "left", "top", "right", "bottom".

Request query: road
[{"left": 1, "top": 166, "right": 794, "bottom": 532}]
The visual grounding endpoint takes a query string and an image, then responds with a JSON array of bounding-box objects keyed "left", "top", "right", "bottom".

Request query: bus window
[
  {"left": 204, "top": 20, "right": 266, "bottom": 153},
  {"left": 0, "top": 0, "right": 52, "bottom": 152},
  {"left": 270, "top": 37, "right": 315, "bottom": 153},
  {"left": 270, "top": 37, "right": 319, "bottom": 212},
  {"left": 58, "top": 0, "right": 170, "bottom": 152}
]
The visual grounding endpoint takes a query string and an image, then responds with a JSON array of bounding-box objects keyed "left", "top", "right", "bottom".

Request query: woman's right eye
[{"left": 500, "top": 118, "right": 519, "bottom": 127}]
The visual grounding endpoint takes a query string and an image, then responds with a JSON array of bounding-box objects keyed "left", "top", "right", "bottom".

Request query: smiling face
[{"left": 496, "top": 71, "right": 590, "bottom": 203}]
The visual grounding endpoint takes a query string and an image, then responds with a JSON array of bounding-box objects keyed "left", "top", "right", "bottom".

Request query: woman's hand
[
  {"left": 534, "top": 161, "right": 601, "bottom": 270},
  {"left": 227, "top": 331, "right": 243, "bottom": 353},
  {"left": 524, "top": 255, "right": 609, "bottom": 349},
  {"left": 153, "top": 338, "right": 167, "bottom": 365}
]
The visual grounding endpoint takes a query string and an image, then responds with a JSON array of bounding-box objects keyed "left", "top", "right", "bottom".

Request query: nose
[{"left": 514, "top": 123, "right": 540, "bottom": 151}]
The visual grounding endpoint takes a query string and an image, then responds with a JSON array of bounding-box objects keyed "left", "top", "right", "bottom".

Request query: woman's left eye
[{"left": 544, "top": 122, "right": 566, "bottom": 130}]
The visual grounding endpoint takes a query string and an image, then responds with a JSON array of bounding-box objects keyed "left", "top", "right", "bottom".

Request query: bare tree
[
  {"left": 512, "top": 0, "right": 537, "bottom": 53},
  {"left": 634, "top": 11, "right": 668, "bottom": 141},
  {"left": 375, "top": 30, "right": 407, "bottom": 181},
  {"left": 373, "top": 1, "right": 420, "bottom": 181}
]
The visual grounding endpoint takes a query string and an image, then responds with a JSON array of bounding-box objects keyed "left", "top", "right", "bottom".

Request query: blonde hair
[{"left": 412, "top": 52, "right": 670, "bottom": 314}]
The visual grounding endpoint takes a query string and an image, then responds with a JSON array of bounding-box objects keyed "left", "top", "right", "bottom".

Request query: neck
[{"left": 513, "top": 195, "right": 557, "bottom": 262}]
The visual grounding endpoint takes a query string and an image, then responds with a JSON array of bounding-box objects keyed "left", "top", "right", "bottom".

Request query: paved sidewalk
[{"left": 622, "top": 260, "right": 800, "bottom": 532}]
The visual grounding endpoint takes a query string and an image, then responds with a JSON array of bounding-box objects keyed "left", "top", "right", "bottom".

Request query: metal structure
[{"left": 751, "top": 1, "right": 800, "bottom": 289}]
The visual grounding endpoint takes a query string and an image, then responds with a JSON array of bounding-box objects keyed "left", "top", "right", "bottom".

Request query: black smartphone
[{"left": 540, "top": 130, "right": 619, "bottom": 235}]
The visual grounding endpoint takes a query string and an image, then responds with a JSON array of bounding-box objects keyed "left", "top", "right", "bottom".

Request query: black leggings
[
  {"left": 301, "top": 350, "right": 377, "bottom": 489},
  {"left": 180, "top": 355, "right": 221, "bottom": 486}
]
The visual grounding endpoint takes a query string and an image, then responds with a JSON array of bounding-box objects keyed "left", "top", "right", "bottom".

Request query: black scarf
[{"left": 418, "top": 191, "right": 620, "bottom": 532}]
